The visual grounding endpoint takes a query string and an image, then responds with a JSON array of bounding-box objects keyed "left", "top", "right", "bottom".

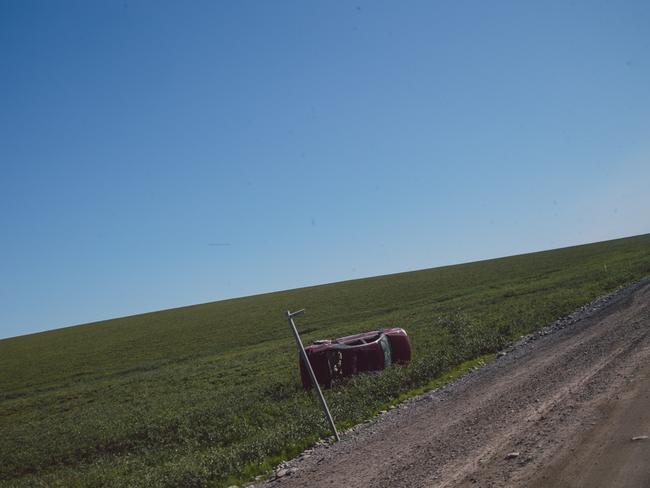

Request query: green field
[{"left": 2, "top": 234, "right": 650, "bottom": 487}]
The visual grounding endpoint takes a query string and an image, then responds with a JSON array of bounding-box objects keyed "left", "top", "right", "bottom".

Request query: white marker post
[{"left": 286, "top": 309, "right": 340, "bottom": 442}]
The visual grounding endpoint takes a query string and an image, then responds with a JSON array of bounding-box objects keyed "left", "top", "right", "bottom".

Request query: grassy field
[{"left": 1, "top": 234, "right": 650, "bottom": 487}]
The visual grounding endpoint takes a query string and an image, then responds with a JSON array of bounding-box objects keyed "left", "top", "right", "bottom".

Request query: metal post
[{"left": 286, "top": 309, "right": 340, "bottom": 442}]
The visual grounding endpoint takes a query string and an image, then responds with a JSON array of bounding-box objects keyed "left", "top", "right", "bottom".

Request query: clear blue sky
[{"left": 1, "top": 1, "right": 649, "bottom": 339}]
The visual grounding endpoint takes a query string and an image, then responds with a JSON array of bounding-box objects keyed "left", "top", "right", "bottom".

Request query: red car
[{"left": 299, "top": 328, "right": 411, "bottom": 389}]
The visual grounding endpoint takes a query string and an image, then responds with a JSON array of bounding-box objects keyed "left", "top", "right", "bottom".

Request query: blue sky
[{"left": 1, "top": 1, "right": 649, "bottom": 339}]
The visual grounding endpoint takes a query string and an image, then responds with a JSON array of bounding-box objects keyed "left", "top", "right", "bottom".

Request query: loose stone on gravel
[
  {"left": 631, "top": 435, "right": 648, "bottom": 441},
  {"left": 275, "top": 469, "right": 289, "bottom": 478},
  {"left": 505, "top": 452, "right": 520, "bottom": 459}
]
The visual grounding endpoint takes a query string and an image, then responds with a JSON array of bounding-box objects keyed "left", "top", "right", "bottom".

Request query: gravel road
[{"left": 255, "top": 276, "right": 650, "bottom": 488}]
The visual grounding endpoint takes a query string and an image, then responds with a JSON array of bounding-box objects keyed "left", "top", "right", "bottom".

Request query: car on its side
[{"left": 299, "top": 327, "right": 411, "bottom": 389}]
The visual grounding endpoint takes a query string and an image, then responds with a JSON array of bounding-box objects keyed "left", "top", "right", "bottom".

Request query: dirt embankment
[{"left": 257, "top": 277, "right": 650, "bottom": 488}]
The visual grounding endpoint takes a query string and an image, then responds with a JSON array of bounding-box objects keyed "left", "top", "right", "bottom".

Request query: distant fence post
[{"left": 286, "top": 309, "right": 340, "bottom": 442}]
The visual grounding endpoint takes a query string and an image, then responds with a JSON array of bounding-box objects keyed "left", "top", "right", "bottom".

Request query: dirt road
[{"left": 261, "top": 278, "right": 650, "bottom": 488}]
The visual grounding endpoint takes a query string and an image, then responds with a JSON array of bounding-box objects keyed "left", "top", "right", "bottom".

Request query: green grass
[{"left": 1, "top": 233, "right": 650, "bottom": 487}]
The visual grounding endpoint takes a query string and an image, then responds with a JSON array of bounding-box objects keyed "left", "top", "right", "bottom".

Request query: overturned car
[{"left": 299, "top": 328, "right": 411, "bottom": 389}]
